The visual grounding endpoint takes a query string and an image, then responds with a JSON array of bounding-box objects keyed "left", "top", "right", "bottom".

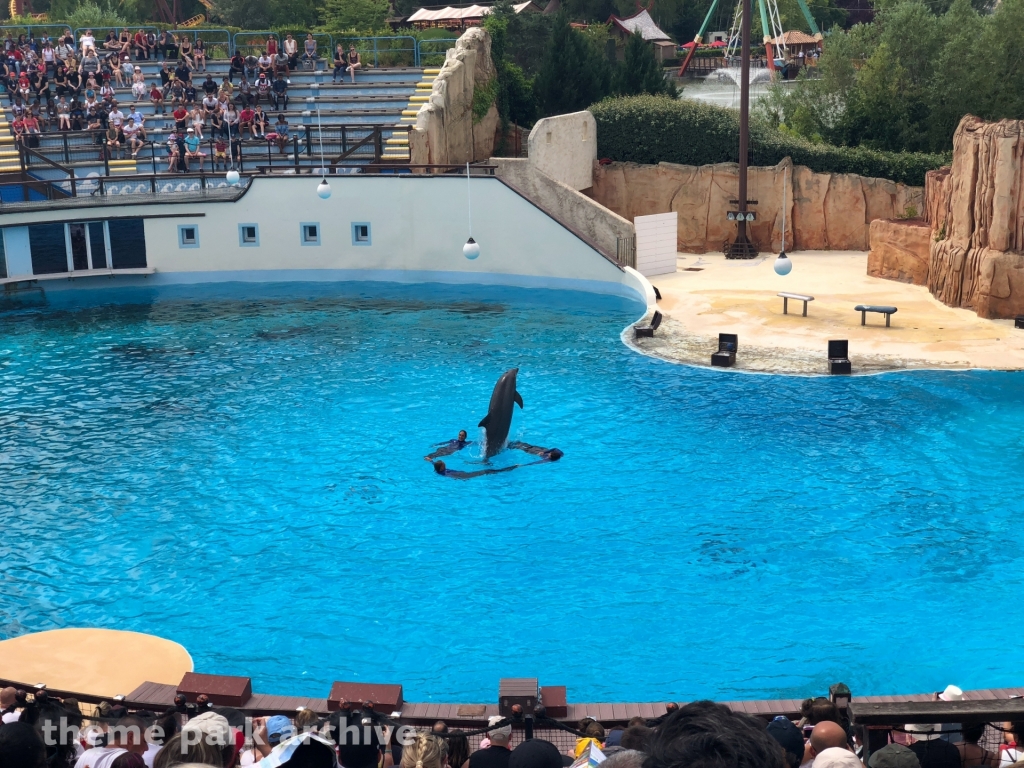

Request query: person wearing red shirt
[
  {"left": 149, "top": 83, "right": 165, "bottom": 113},
  {"left": 172, "top": 104, "right": 188, "bottom": 132},
  {"left": 238, "top": 105, "right": 254, "bottom": 138}
]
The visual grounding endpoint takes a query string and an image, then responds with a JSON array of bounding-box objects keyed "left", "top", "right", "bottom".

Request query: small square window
[
  {"left": 238, "top": 223, "right": 259, "bottom": 247},
  {"left": 351, "top": 222, "right": 371, "bottom": 246},
  {"left": 300, "top": 222, "right": 320, "bottom": 246},
  {"left": 178, "top": 225, "right": 199, "bottom": 248}
]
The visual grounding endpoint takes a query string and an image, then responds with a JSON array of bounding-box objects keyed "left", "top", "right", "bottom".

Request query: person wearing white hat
[
  {"left": 812, "top": 747, "right": 864, "bottom": 768},
  {"left": 935, "top": 686, "right": 963, "bottom": 743}
]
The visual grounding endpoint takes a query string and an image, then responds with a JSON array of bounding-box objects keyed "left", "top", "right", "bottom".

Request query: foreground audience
[{"left": 1, "top": 686, "right": 1020, "bottom": 768}]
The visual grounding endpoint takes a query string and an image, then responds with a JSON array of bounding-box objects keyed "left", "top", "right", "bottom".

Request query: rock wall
[
  {"left": 492, "top": 158, "right": 633, "bottom": 261},
  {"left": 408, "top": 28, "right": 500, "bottom": 166},
  {"left": 926, "top": 115, "right": 1024, "bottom": 318},
  {"left": 527, "top": 112, "right": 597, "bottom": 192},
  {"left": 590, "top": 160, "right": 923, "bottom": 253},
  {"left": 867, "top": 218, "right": 932, "bottom": 285}
]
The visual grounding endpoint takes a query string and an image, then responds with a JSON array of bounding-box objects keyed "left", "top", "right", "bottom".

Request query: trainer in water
[
  {"left": 424, "top": 430, "right": 471, "bottom": 461},
  {"left": 478, "top": 368, "right": 523, "bottom": 458}
]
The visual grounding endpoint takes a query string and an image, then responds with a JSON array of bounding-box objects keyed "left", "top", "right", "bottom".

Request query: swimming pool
[{"left": 2, "top": 282, "right": 1024, "bottom": 704}]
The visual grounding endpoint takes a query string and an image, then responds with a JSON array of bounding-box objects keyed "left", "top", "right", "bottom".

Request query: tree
[
  {"left": 614, "top": 30, "right": 675, "bottom": 96},
  {"left": 323, "top": 0, "right": 389, "bottom": 29},
  {"left": 209, "top": 0, "right": 316, "bottom": 27},
  {"left": 534, "top": 11, "right": 612, "bottom": 116}
]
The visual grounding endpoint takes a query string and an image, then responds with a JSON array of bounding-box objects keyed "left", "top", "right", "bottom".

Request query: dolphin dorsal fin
[
  {"left": 514, "top": 391, "right": 523, "bottom": 409},
  {"left": 478, "top": 415, "right": 490, "bottom": 428}
]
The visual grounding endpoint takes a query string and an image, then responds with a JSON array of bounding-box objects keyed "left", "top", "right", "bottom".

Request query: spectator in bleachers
[
  {"left": 267, "top": 37, "right": 279, "bottom": 57},
  {"left": 41, "top": 40, "right": 55, "bottom": 76},
  {"left": 905, "top": 725, "right": 961, "bottom": 768},
  {"left": 271, "top": 73, "right": 288, "bottom": 110},
  {"left": 401, "top": 733, "right": 446, "bottom": 768},
  {"left": 469, "top": 718, "right": 512, "bottom": 768},
  {"left": 23, "top": 109, "right": 40, "bottom": 146},
  {"left": 172, "top": 102, "right": 188, "bottom": 132},
  {"left": 447, "top": 734, "right": 470, "bottom": 768},
  {"left": 194, "top": 38, "right": 207, "bottom": 72},
  {"left": 955, "top": 724, "right": 998, "bottom": 767},
  {"left": 223, "top": 102, "right": 239, "bottom": 140},
  {"left": 57, "top": 95, "right": 71, "bottom": 128},
  {"left": 273, "top": 49, "right": 290, "bottom": 80},
  {"left": 133, "top": 30, "right": 150, "bottom": 61},
  {"left": 813, "top": 749, "right": 862, "bottom": 768},
  {"left": 219, "top": 78, "right": 233, "bottom": 102},
  {"left": 283, "top": 35, "right": 299, "bottom": 71},
  {"left": 303, "top": 35, "right": 318, "bottom": 71},
  {"left": 129, "top": 104, "right": 146, "bottom": 137},
  {"left": 244, "top": 53, "right": 259, "bottom": 81},
  {"left": 575, "top": 722, "right": 606, "bottom": 758},
  {"left": 151, "top": 733, "right": 223, "bottom": 768},
  {"left": 117, "top": 29, "right": 132, "bottom": 58},
  {"left": 149, "top": 82, "right": 165, "bottom": 113},
  {"left": 767, "top": 717, "right": 806, "bottom": 768},
  {"left": 202, "top": 73, "right": 217, "bottom": 97},
  {"left": 174, "top": 59, "right": 191, "bottom": 85},
  {"left": 179, "top": 37, "right": 195, "bottom": 70},
  {"left": 165, "top": 131, "right": 180, "bottom": 171},
  {"left": 105, "top": 121, "right": 122, "bottom": 158},
  {"left": 869, "top": 745, "right": 921, "bottom": 768},
  {"left": 255, "top": 73, "right": 271, "bottom": 105},
  {"left": 64, "top": 67, "right": 80, "bottom": 98},
  {"left": 295, "top": 709, "right": 320, "bottom": 734},
  {"left": 647, "top": 701, "right": 786, "bottom": 768},
  {"left": 0, "top": 721, "right": 46, "bottom": 768},
  {"left": 257, "top": 52, "right": 273, "bottom": 79},
  {"left": 346, "top": 46, "right": 361, "bottom": 83},
  {"left": 0, "top": 688, "right": 22, "bottom": 723},
  {"left": 80, "top": 51, "right": 100, "bottom": 79},
  {"left": 209, "top": 107, "right": 225, "bottom": 140},
  {"left": 132, "top": 67, "right": 146, "bottom": 101},
  {"left": 507, "top": 742, "right": 562, "bottom": 768},
  {"left": 190, "top": 106, "right": 204, "bottom": 138},
  {"left": 101, "top": 31, "right": 119, "bottom": 54},
  {"left": 238, "top": 103, "right": 254, "bottom": 137},
  {"left": 802, "top": 722, "right": 852, "bottom": 768},
  {"left": 236, "top": 75, "right": 253, "bottom": 107},
  {"left": 56, "top": 36, "right": 75, "bottom": 65},
  {"left": 80, "top": 29, "right": 97, "bottom": 56},
  {"left": 229, "top": 50, "right": 245, "bottom": 82},
  {"left": 999, "top": 723, "right": 1024, "bottom": 767},
  {"left": 332, "top": 44, "right": 348, "bottom": 83},
  {"left": 168, "top": 78, "right": 184, "bottom": 105},
  {"left": 271, "top": 113, "right": 289, "bottom": 153},
  {"left": 251, "top": 104, "right": 267, "bottom": 137},
  {"left": 619, "top": 725, "right": 652, "bottom": 753},
  {"left": 607, "top": 718, "right": 646, "bottom": 748},
  {"left": 602, "top": 752, "right": 645, "bottom": 768},
  {"left": 183, "top": 80, "right": 197, "bottom": 107},
  {"left": 800, "top": 700, "right": 843, "bottom": 729}
]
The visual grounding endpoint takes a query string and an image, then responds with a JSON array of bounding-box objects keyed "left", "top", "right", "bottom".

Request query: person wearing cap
[
  {"left": 870, "top": 744, "right": 921, "bottom": 768},
  {"left": 767, "top": 717, "right": 806, "bottom": 768},
  {"left": 469, "top": 717, "right": 512, "bottom": 768},
  {"left": 183, "top": 127, "right": 204, "bottom": 170},
  {"left": 905, "top": 723, "right": 962, "bottom": 768},
  {"left": 266, "top": 715, "right": 295, "bottom": 748}
]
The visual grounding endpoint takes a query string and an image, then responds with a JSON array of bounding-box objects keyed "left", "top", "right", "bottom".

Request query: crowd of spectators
[
  {"left": 0, "top": 29, "right": 358, "bottom": 168},
  {"left": 5, "top": 685, "right": 1017, "bottom": 768}
]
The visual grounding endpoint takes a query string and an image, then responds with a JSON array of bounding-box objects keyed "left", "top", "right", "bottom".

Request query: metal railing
[
  {"left": 0, "top": 24, "right": 72, "bottom": 42},
  {"left": 417, "top": 38, "right": 459, "bottom": 67},
  {"left": 231, "top": 31, "right": 279, "bottom": 59},
  {"left": 330, "top": 35, "right": 420, "bottom": 68},
  {"left": 616, "top": 234, "right": 637, "bottom": 269},
  {"left": 185, "top": 28, "right": 232, "bottom": 61}
]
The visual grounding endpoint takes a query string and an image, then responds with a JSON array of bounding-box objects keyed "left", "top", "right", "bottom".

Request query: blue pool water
[{"left": 3, "top": 281, "right": 1024, "bottom": 704}]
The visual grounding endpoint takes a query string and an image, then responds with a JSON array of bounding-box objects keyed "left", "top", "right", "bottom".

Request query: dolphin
[{"left": 478, "top": 368, "right": 523, "bottom": 458}]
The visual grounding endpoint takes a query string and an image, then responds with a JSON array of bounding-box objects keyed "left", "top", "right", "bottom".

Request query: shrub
[{"left": 589, "top": 95, "right": 948, "bottom": 185}]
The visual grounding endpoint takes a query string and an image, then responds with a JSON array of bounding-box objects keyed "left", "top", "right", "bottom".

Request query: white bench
[{"left": 778, "top": 292, "right": 814, "bottom": 317}]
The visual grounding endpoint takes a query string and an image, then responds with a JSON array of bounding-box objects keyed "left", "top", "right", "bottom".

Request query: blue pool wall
[{"left": 0, "top": 176, "right": 651, "bottom": 304}]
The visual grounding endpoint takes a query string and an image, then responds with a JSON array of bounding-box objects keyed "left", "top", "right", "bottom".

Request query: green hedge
[{"left": 589, "top": 95, "right": 948, "bottom": 186}]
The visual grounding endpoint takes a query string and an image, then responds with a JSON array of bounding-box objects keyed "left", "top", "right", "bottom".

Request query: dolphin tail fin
[
  {"left": 478, "top": 415, "right": 490, "bottom": 428},
  {"left": 514, "top": 391, "right": 523, "bottom": 409}
]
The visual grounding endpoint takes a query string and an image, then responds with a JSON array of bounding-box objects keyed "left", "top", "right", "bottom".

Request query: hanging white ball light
[
  {"left": 774, "top": 251, "right": 793, "bottom": 275},
  {"left": 317, "top": 178, "right": 331, "bottom": 199},
  {"left": 463, "top": 237, "right": 480, "bottom": 260},
  {"left": 226, "top": 170, "right": 240, "bottom": 186}
]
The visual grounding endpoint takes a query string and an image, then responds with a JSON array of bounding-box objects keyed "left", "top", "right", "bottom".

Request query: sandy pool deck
[{"left": 630, "top": 251, "right": 1024, "bottom": 375}]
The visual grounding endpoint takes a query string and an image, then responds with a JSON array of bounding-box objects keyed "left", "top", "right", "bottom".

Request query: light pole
[
  {"left": 225, "top": 108, "right": 239, "bottom": 185},
  {"left": 309, "top": 85, "right": 330, "bottom": 199},
  {"left": 725, "top": 0, "right": 758, "bottom": 259}
]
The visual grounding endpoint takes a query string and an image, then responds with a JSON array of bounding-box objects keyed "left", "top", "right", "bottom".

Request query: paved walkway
[{"left": 631, "top": 251, "right": 1024, "bottom": 375}]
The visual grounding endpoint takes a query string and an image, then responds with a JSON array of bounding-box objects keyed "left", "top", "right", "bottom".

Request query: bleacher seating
[{"left": 5, "top": 57, "right": 433, "bottom": 179}]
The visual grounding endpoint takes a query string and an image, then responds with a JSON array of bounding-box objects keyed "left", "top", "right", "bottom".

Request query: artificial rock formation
[
  {"left": 926, "top": 115, "right": 1024, "bottom": 318},
  {"left": 409, "top": 27, "right": 499, "bottom": 166},
  {"left": 590, "top": 160, "right": 922, "bottom": 253},
  {"left": 867, "top": 218, "right": 932, "bottom": 285}
]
